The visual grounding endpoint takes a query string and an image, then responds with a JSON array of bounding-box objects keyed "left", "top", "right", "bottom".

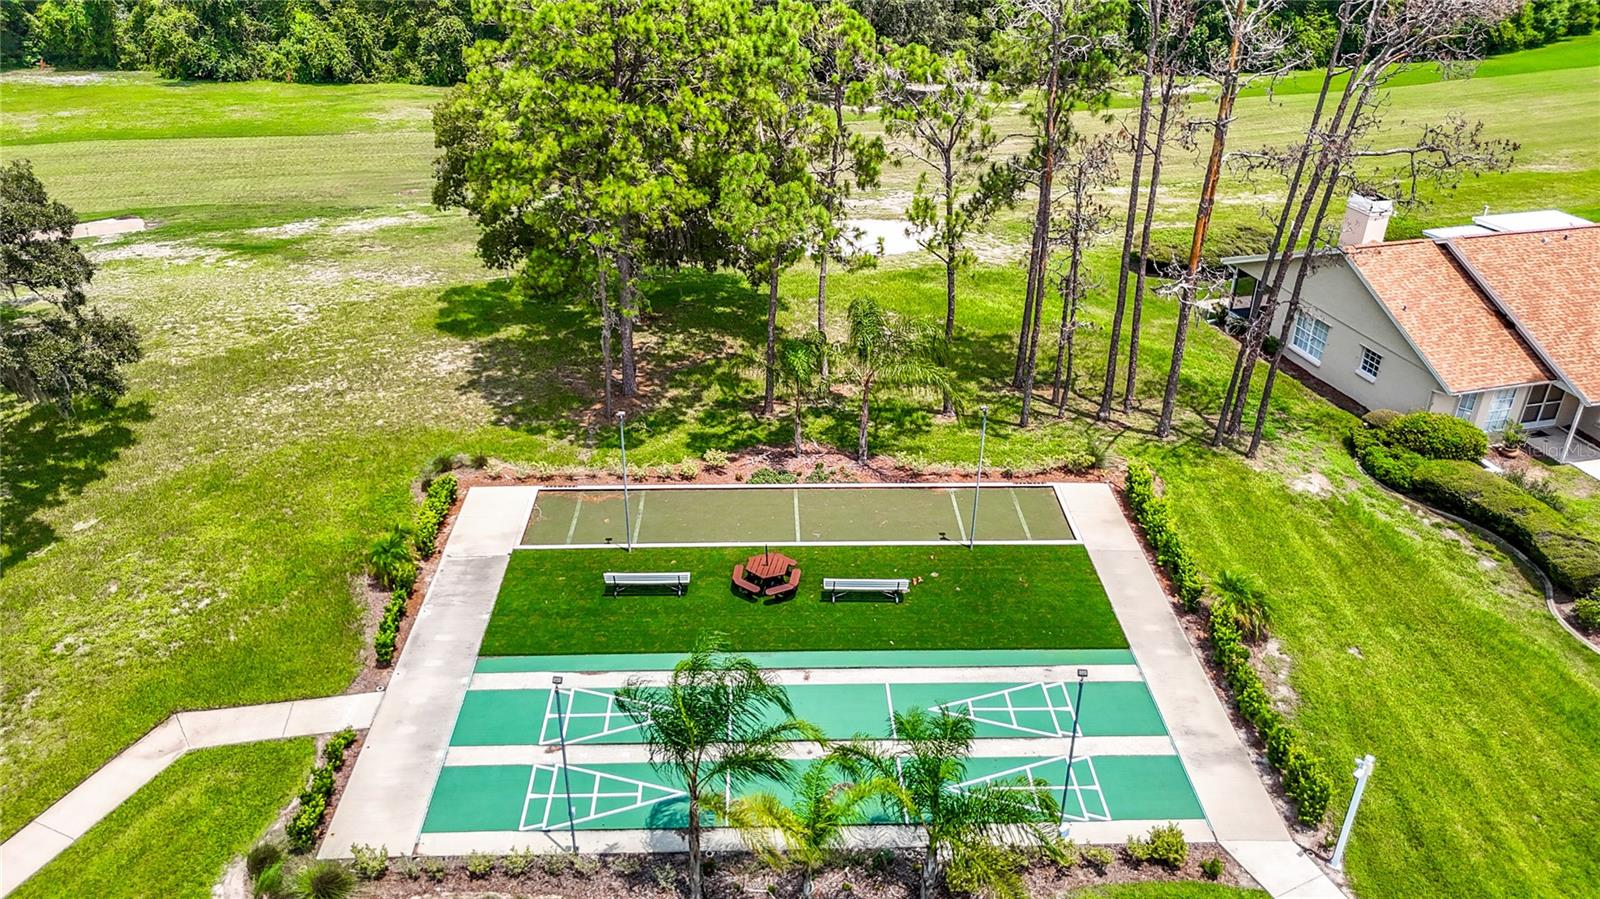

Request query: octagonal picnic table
[{"left": 733, "top": 550, "right": 801, "bottom": 599}]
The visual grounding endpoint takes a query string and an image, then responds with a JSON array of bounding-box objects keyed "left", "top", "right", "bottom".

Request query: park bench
[
  {"left": 731, "top": 564, "right": 761, "bottom": 597},
  {"left": 823, "top": 577, "right": 910, "bottom": 603},
  {"left": 603, "top": 571, "right": 691, "bottom": 597}
]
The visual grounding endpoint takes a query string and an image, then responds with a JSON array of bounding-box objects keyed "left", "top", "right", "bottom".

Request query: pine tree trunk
[
  {"left": 1122, "top": 75, "right": 1175, "bottom": 414},
  {"left": 616, "top": 237, "right": 640, "bottom": 398},
  {"left": 596, "top": 251, "right": 615, "bottom": 417},
  {"left": 764, "top": 266, "right": 779, "bottom": 415},
  {"left": 1052, "top": 227, "right": 1083, "bottom": 409},
  {"left": 817, "top": 251, "right": 830, "bottom": 380},
  {"left": 943, "top": 255, "right": 956, "bottom": 416}
]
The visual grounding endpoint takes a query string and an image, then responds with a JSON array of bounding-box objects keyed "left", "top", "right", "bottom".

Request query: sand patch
[
  {"left": 246, "top": 218, "right": 325, "bottom": 238},
  {"left": 330, "top": 211, "right": 430, "bottom": 234}
]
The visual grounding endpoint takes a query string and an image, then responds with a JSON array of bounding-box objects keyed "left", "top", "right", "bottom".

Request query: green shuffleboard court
[
  {"left": 521, "top": 485, "right": 1075, "bottom": 545},
  {"left": 421, "top": 754, "right": 1203, "bottom": 833},
  {"left": 449, "top": 680, "right": 1168, "bottom": 746},
  {"left": 482, "top": 544, "right": 1125, "bottom": 656}
]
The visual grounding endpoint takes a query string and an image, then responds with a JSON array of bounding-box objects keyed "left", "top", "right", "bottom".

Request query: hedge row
[
  {"left": 412, "top": 474, "right": 458, "bottom": 559},
  {"left": 1210, "top": 612, "right": 1332, "bottom": 825},
  {"left": 287, "top": 728, "right": 358, "bottom": 852},
  {"left": 1123, "top": 462, "right": 1205, "bottom": 611},
  {"left": 1125, "top": 460, "right": 1331, "bottom": 826},
  {"left": 1410, "top": 460, "right": 1600, "bottom": 595},
  {"left": 374, "top": 590, "right": 407, "bottom": 668}
]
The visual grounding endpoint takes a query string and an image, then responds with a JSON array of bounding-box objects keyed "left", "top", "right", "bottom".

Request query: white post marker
[
  {"left": 617, "top": 411, "right": 632, "bottom": 552},
  {"left": 1330, "top": 754, "right": 1376, "bottom": 872}
]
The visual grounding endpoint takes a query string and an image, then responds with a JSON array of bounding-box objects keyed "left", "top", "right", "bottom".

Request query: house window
[
  {"left": 1485, "top": 388, "right": 1518, "bottom": 431},
  {"left": 1520, "top": 384, "right": 1565, "bottom": 425},
  {"left": 1357, "top": 347, "right": 1382, "bottom": 382},
  {"left": 1454, "top": 392, "right": 1479, "bottom": 421},
  {"left": 1290, "top": 313, "right": 1330, "bottom": 363}
]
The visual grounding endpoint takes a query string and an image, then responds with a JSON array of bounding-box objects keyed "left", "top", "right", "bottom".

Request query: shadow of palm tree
[{"left": 1, "top": 397, "right": 152, "bottom": 568}]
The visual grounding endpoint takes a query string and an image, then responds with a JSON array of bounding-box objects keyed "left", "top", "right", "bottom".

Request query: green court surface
[
  {"left": 521, "top": 485, "right": 1075, "bottom": 545},
  {"left": 481, "top": 544, "right": 1125, "bottom": 656},
  {"left": 475, "top": 647, "right": 1136, "bottom": 673},
  {"left": 448, "top": 681, "right": 1168, "bottom": 746},
  {"left": 421, "top": 753, "right": 1203, "bottom": 833}
]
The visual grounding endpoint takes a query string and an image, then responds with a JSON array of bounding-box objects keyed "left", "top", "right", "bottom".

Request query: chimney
[{"left": 1340, "top": 193, "right": 1393, "bottom": 246}]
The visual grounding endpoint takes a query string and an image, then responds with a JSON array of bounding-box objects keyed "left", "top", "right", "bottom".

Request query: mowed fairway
[{"left": 482, "top": 544, "right": 1124, "bottom": 656}]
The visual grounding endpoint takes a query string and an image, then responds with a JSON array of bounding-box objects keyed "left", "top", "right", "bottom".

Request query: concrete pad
[
  {"left": 33, "top": 717, "right": 188, "bottom": 840},
  {"left": 283, "top": 692, "right": 383, "bottom": 737},
  {"left": 1224, "top": 841, "right": 1345, "bottom": 898},
  {"left": 444, "top": 486, "right": 538, "bottom": 558},
  {"left": 177, "top": 701, "right": 295, "bottom": 748},
  {"left": 321, "top": 555, "right": 511, "bottom": 858},
  {"left": 0, "top": 823, "right": 75, "bottom": 895}
]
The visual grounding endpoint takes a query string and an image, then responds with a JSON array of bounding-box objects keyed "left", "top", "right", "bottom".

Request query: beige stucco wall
[{"left": 1231, "top": 256, "right": 1444, "bottom": 413}]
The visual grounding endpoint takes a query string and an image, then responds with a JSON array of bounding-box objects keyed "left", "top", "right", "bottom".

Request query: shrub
[
  {"left": 350, "top": 844, "right": 387, "bottom": 880},
  {"left": 1126, "top": 822, "right": 1188, "bottom": 869},
  {"left": 253, "top": 860, "right": 288, "bottom": 899},
  {"left": 394, "top": 858, "right": 420, "bottom": 880},
  {"left": 1124, "top": 461, "right": 1204, "bottom": 610},
  {"left": 1201, "top": 856, "right": 1225, "bottom": 880},
  {"left": 1386, "top": 411, "right": 1487, "bottom": 461},
  {"left": 503, "top": 846, "right": 536, "bottom": 876},
  {"left": 747, "top": 466, "right": 797, "bottom": 484},
  {"left": 375, "top": 589, "right": 407, "bottom": 667},
  {"left": 540, "top": 852, "right": 571, "bottom": 875},
  {"left": 367, "top": 525, "right": 417, "bottom": 591},
  {"left": 675, "top": 460, "right": 702, "bottom": 480},
  {"left": 465, "top": 850, "right": 495, "bottom": 879},
  {"left": 295, "top": 860, "right": 355, "bottom": 899},
  {"left": 608, "top": 854, "right": 642, "bottom": 876},
  {"left": 1362, "top": 408, "right": 1403, "bottom": 431},
  {"left": 1501, "top": 419, "right": 1527, "bottom": 449},
  {"left": 1412, "top": 460, "right": 1600, "bottom": 594},
  {"left": 1505, "top": 469, "right": 1567, "bottom": 512},
  {"left": 572, "top": 854, "right": 602, "bottom": 877},
  {"left": 412, "top": 474, "right": 459, "bottom": 558},
  {"left": 1282, "top": 743, "right": 1333, "bottom": 825},
  {"left": 702, "top": 447, "right": 730, "bottom": 468},
  {"left": 287, "top": 729, "right": 359, "bottom": 852},
  {"left": 420, "top": 857, "right": 447, "bottom": 881},
  {"left": 1079, "top": 845, "right": 1115, "bottom": 871},
  {"left": 1574, "top": 591, "right": 1600, "bottom": 632},
  {"left": 247, "top": 842, "right": 284, "bottom": 881},
  {"left": 287, "top": 794, "right": 326, "bottom": 852},
  {"left": 323, "top": 728, "right": 357, "bottom": 767}
]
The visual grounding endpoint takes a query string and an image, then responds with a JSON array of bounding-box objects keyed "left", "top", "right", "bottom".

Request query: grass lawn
[
  {"left": 9, "top": 738, "right": 316, "bottom": 899},
  {"left": 481, "top": 544, "right": 1123, "bottom": 656},
  {"left": 3, "top": 36, "right": 1598, "bottom": 899}
]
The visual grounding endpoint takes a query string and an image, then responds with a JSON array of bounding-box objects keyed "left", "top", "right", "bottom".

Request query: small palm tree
[
  {"left": 839, "top": 708, "right": 1059, "bottom": 899},
  {"left": 717, "top": 754, "right": 899, "bottom": 899},
  {"left": 1214, "top": 567, "right": 1273, "bottom": 642},
  {"left": 614, "top": 634, "right": 815, "bottom": 899},
  {"left": 744, "top": 331, "right": 827, "bottom": 454},
  {"left": 834, "top": 297, "right": 953, "bottom": 463}
]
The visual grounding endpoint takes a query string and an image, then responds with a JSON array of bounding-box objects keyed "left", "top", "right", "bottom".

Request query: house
[{"left": 1223, "top": 198, "right": 1600, "bottom": 465}]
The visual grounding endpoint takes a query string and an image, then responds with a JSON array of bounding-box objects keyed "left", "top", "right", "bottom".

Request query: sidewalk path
[
  {"left": 0, "top": 692, "right": 381, "bottom": 896},
  {"left": 320, "top": 486, "right": 538, "bottom": 859},
  {"left": 1053, "top": 484, "right": 1345, "bottom": 899}
]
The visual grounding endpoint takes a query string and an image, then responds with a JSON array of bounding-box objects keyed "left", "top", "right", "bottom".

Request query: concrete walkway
[
  {"left": 0, "top": 692, "right": 381, "bottom": 896},
  {"left": 1053, "top": 484, "right": 1345, "bottom": 899},
  {"left": 321, "top": 486, "right": 538, "bottom": 859}
]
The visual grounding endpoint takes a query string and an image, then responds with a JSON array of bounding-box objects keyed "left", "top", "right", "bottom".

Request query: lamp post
[
  {"left": 1330, "top": 754, "right": 1376, "bottom": 872},
  {"left": 551, "top": 675, "right": 579, "bottom": 853},
  {"left": 1059, "top": 668, "right": 1089, "bottom": 826},
  {"left": 968, "top": 405, "right": 989, "bottom": 548},
  {"left": 617, "top": 411, "right": 632, "bottom": 552}
]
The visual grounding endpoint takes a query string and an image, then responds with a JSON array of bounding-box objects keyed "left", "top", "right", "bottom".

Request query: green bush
[
  {"left": 1201, "top": 856, "right": 1225, "bottom": 880},
  {"left": 1079, "top": 845, "right": 1115, "bottom": 871},
  {"left": 368, "top": 525, "right": 417, "bottom": 591},
  {"left": 247, "top": 842, "right": 284, "bottom": 881},
  {"left": 296, "top": 859, "right": 355, "bottom": 899},
  {"left": 412, "top": 474, "right": 458, "bottom": 558},
  {"left": 1362, "top": 408, "right": 1404, "bottom": 431},
  {"left": 286, "top": 793, "right": 326, "bottom": 852},
  {"left": 1349, "top": 425, "right": 1424, "bottom": 491},
  {"left": 465, "top": 850, "right": 495, "bottom": 878},
  {"left": 1574, "top": 591, "right": 1600, "bottom": 632},
  {"left": 1124, "top": 461, "right": 1205, "bottom": 610},
  {"left": 1386, "top": 411, "right": 1488, "bottom": 461},
  {"left": 503, "top": 846, "right": 537, "bottom": 876},
  {"left": 1126, "top": 822, "right": 1188, "bottom": 868},
  {"left": 323, "top": 728, "right": 357, "bottom": 767},
  {"left": 1412, "top": 460, "right": 1600, "bottom": 594},
  {"left": 747, "top": 466, "right": 797, "bottom": 484},
  {"left": 1281, "top": 743, "right": 1334, "bottom": 826},
  {"left": 420, "top": 857, "right": 447, "bottom": 881},
  {"left": 375, "top": 589, "right": 407, "bottom": 667},
  {"left": 350, "top": 844, "right": 388, "bottom": 880},
  {"left": 702, "top": 447, "right": 730, "bottom": 468},
  {"left": 286, "top": 729, "right": 360, "bottom": 852}
]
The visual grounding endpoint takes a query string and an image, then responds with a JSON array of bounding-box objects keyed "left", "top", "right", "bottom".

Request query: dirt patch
[{"left": 1289, "top": 471, "right": 1333, "bottom": 497}]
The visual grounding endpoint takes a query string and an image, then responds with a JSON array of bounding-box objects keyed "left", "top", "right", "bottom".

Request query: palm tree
[
  {"left": 717, "top": 754, "right": 898, "bottom": 899},
  {"left": 614, "top": 634, "right": 814, "bottom": 899},
  {"left": 745, "top": 331, "right": 827, "bottom": 454},
  {"left": 1214, "top": 567, "right": 1273, "bottom": 642},
  {"left": 834, "top": 297, "right": 953, "bottom": 464},
  {"left": 839, "top": 709, "right": 1059, "bottom": 899}
]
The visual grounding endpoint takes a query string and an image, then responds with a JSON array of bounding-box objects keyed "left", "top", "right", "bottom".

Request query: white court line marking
[
  {"left": 564, "top": 499, "right": 583, "bottom": 545},
  {"left": 793, "top": 489, "right": 802, "bottom": 541},
  {"left": 884, "top": 683, "right": 897, "bottom": 737},
  {"left": 950, "top": 492, "right": 967, "bottom": 543},
  {"left": 521, "top": 764, "right": 686, "bottom": 832},
  {"left": 632, "top": 491, "right": 646, "bottom": 544},
  {"left": 1010, "top": 488, "right": 1033, "bottom": 540}
]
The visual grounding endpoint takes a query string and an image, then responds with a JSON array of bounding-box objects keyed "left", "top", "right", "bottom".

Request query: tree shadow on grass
[{"left": 1, "top": 397, "right": 152, "bottom": 568}]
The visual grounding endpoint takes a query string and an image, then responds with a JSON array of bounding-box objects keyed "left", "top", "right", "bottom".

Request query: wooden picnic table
[{"left": 744, "top": 551, "right": 797, "bottom": 582}]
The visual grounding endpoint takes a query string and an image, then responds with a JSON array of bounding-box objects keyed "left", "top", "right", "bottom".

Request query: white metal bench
[
  {"left": 603, "top": 572, "right": 691, "bottom": 596},
  {"left": 823, "top": 577, "right": 910, "bottom": 603}
]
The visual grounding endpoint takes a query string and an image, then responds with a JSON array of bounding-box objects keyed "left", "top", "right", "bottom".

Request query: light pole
[
  {"left": 616, "top": 411, "right": 632, "bottom": 552},
  {"left": 1059, "top": 668, "right": 1088, "bottom": 827},
  {"left": 1330, "top": 754, "right": 1376, "bottom": 872},
  {"left": 967, "top": 405, "right": 989, "bottom": 548},
  {"left": 551, "top": 675, "right": 579, "bottom": 853}
]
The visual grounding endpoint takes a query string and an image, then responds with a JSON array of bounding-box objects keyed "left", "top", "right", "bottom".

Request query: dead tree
[{"left": 1048, "top": 132, "right": 1118, "bottom": 411}]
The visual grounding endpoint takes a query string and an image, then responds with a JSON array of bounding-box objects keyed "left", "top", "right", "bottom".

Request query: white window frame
[
  {"left": 1289, "top": 312, "right": 1330, "bottom": 365},
  {"left": 1485, "top": 388, "right": 1518, "bottom": 431},
  {"left": 1454, "top": 392, "right": 1479, "bottom": 421},
  {"left": 1356, "top": 346, "right": 1382, "bottom": 383}
]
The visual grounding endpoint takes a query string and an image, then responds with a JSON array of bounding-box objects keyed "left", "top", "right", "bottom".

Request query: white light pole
[
  {"left": 617, "top": 411, "right": 632, "bottom": 552},
  {"left": 968, "top": 405, "right": 989, "bottom": 549},
  {"left": 1330, "top": 754, "right": 1375, "bottom": 872},
  {"left": 551, "top": 675, "right": 578, "bottom": 853}
]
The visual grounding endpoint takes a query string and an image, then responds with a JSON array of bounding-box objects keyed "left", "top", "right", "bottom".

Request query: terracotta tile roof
[
  {"left": 1343, "top": 240, "right": 1552, "bottom": 394},
  {"left": 1445, "top": 226, "right": 1600, "bottom": 404}
]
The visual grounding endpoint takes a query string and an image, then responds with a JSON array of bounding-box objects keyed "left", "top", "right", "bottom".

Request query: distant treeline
[{"left": 2, "top": 0, "right": 1595, "bottom": 83}]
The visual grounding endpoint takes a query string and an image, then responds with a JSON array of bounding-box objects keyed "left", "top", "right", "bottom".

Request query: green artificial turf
[
  {"left": 9, "top": 739, "right": 315, "bottom": 899},
  {"left": 481, "top": 544, "right": 1124, "bottom": 655}
]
